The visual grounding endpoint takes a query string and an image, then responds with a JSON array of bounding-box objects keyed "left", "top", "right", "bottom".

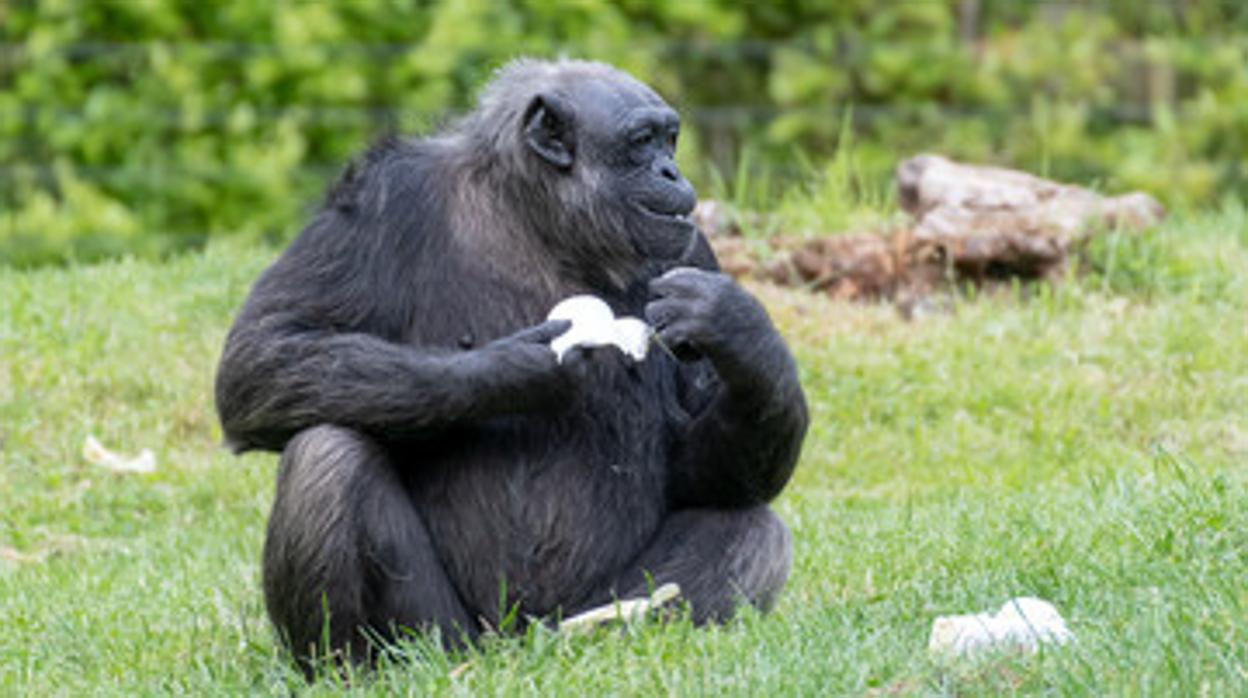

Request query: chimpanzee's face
[{"left": 523, "top": 74, "right": 699, "bottom": 262}]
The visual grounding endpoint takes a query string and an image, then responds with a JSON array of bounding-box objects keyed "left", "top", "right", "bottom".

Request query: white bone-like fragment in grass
[
  {"left": 558, "top": 583, "right": 681, "bottom": 632},
  {"left": 83, "top": 434, "right": 156, "bottom": 474},
  {"left": 450, "top": 586, "right": 678, "bottom": 679},
  {"left": 929, "top": 597, "right": 1073, "bottom": 656},
  {"left": 547, "top": 295, "right": 654, "bottom": 362}
]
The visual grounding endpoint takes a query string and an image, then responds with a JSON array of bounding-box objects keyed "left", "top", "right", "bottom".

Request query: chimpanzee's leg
[
  {"left": 262, "top": 425, "right": 475, "bottom": 671},
  {"left": 578, "top": 506, "right": 792, "bottom": 623}
]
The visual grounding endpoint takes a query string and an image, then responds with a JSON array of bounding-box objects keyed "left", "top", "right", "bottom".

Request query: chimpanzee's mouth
[{"left": 635, "top": 202, "right": 694, "bottom": 226}]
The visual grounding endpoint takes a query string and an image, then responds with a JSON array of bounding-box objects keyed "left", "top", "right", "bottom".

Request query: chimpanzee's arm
[
  {"left": 215, "top": 313, "right": 567, "bottom": 453},
  {"left": 214, "top": 211, "right": 571, "bottom": 455},
  {"left": 647, "top": 268, "right": 808, "bottom": 507}
]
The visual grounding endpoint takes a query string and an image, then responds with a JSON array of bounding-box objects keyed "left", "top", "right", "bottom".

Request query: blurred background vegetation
[{"left": 2, "top": 0, "right": 1246, "bottom": 267}]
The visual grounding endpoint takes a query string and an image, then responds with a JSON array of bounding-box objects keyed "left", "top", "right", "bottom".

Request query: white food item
[
  {"left": 611, "top": 317, "right": 653, "bottom": 361},
  {"left": 547, "top": 294, "right": 653, "bottom": 362},
  {"left": 928, "top": 597, "right": 1073, "bottom": 656},
  {"left": 83, "top": 434, "right": 157, "bottom": 474},
  {"left": 558, "top": 583, "right": 681, "bottom": 631}
]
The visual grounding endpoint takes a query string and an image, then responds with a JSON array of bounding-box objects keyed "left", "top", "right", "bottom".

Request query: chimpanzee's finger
[
  {"left": 649, "top": 267, "right": 711, "bottom": 299},
  {"left": 643, "top": 298, "right": 687, "bottom": 330},
  {"left": 511, "top": 319, "right": 572, "bottom": 345}
]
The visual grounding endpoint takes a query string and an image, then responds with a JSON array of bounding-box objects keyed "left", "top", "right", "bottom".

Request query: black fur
[{"left": 214, "top": 58, "right": 808, "bottom": 670}]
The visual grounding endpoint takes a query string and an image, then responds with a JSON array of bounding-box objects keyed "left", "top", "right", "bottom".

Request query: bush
[{"left": 2, "top": 0, "right": 1245, "bottom": 267}]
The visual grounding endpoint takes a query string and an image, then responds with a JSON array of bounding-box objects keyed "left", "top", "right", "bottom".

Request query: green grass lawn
[{"left": 1, "top": 206, "right": 1245, "bottom": 695}]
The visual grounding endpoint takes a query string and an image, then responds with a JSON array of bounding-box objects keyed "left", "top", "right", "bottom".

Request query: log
[
  {"left": 896, "top": 154, "right": 1164, "bottom": 282},
  {"left": 705, "top": 155, "right": 1165, "bottom": 302}
]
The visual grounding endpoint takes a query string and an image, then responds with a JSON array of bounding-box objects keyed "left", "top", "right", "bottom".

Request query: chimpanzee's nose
[{"left": 656, "top": 158, "right": 682, "bottom": 182}]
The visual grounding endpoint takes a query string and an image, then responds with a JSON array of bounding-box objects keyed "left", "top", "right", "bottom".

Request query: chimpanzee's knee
[
  {"left": 603, "top": 505, "right": 792, "bottom": 623},
  {"left": 263, "top": 425, "right": 473, "bottom": 672},
  {"left": 263, "top": 425, "right": 377, "bottom": 667}
]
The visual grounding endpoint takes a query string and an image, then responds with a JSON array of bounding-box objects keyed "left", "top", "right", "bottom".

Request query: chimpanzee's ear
[{"left": 523, "top": 94, "right": 575, "bottom": 171}]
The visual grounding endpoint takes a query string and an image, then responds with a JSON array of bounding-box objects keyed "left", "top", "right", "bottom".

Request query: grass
[{"left": 1, "top": 205, "right": 1245, "bottom": 695}]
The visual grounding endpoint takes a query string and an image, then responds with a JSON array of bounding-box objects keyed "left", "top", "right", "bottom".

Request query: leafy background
[{"left": 2, "top": 0, "right": 1246, "bottom": 267}]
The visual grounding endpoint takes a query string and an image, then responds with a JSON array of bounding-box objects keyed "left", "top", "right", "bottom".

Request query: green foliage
[
  {"left": 1083, "top": 196, "right": 1248, "bottom": 299},
  {"left": 2, "top": 0, "right": 1247, "bottom": 267}
]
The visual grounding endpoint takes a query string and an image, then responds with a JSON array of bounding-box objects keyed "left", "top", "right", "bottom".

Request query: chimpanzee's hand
[
  {"left": 645, "top": 267, "right": 772, "bottom": 364},
  {"left": 458, "top": 319, "right": 575, "bottom": 412}
]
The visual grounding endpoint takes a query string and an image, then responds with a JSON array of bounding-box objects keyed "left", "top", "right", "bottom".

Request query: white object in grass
[
  {"left": 928, "top": 597, "right": 1072, "bottom": 656},
  {"left": 547, "top": 295, "right": 653, "bottom": 362},
  {"left": 83, "top": 434, "right": 156, "bottom": 474},
  {"left": 558, "top": 583, "right": 681, "bottom": 632}
]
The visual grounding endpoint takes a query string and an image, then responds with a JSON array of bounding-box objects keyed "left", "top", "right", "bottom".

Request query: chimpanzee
[{"left": 214, "top": 58, "right": 808, "bottom": 668}]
